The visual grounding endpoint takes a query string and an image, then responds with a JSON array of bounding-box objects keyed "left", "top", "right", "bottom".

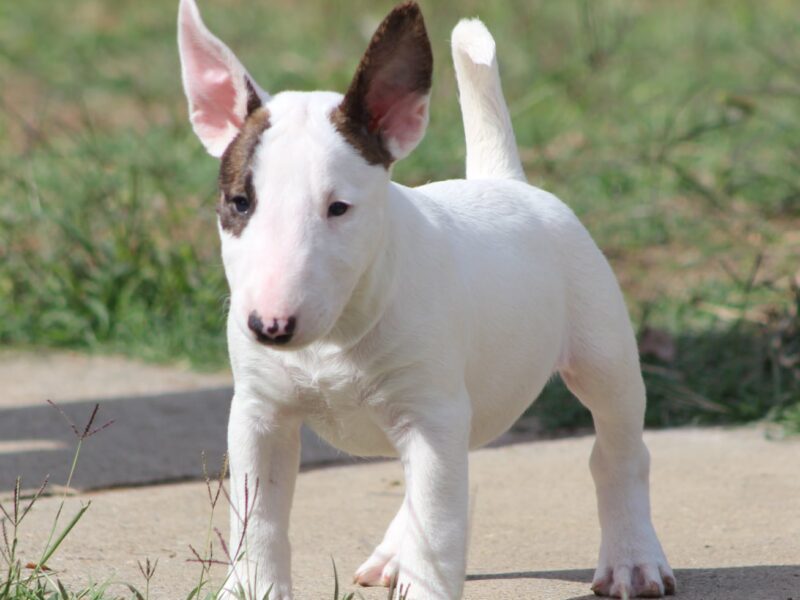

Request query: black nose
[{"left": 248, "top": 312, "right": 296, "bottom": 345}]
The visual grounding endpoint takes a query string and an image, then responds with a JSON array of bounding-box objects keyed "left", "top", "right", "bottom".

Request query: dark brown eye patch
[
  {"left": 217, "top": 107, "right": 270, "bottom": 237},
  {"left": 218, "top": 171, "right": 258, "bottom": 236}
]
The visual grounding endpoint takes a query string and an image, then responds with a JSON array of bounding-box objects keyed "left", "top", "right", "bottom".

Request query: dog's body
[
  {"left": 178, "top": 2, "right": 675, "bottom": 599},
  {"left": 236, "top": 176, "right": 590, "bottom": 457}
]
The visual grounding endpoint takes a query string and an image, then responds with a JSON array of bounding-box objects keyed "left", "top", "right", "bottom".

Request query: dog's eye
[
  {"left": 327, "top": 201, "right": 350, "bottom": 218},
  {"left": 230, "top": 195, "right": 251, "bottom": 214}
]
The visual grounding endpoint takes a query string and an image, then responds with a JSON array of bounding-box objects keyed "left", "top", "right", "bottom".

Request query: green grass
[{"left": 0, "top": 0, "right": 798, "bottom": 428}]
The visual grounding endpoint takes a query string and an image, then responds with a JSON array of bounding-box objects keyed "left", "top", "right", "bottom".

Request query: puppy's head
[{"left": 178, "top": 0, "right": 432, "bottom": 348}]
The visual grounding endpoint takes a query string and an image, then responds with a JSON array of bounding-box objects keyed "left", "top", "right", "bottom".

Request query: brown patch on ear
[
  {"left": 330, "top": 101, "right": 393, "bottom": 168},
  {"left": 218, "top": 107, "right": 270, "bottom": 236},
  {"left": 245, "top": 78, "right": 262, "bottom": 116},
  {"left": 331, "top": 1, "right": 432, "bottom": 168}
]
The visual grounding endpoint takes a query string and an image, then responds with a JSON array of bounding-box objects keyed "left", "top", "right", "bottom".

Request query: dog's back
[{"left": 391, "top": 174, "right": 625, "bottom": 448}]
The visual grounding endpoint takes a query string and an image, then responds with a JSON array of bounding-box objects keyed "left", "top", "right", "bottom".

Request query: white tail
[{"left": 451, "top": 19, "right": 526, "bottom": 182}]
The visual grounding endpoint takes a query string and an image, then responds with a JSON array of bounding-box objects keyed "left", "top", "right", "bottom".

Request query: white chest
[{"left": 275, "top": 348, "right": 397, "bottom": 456}]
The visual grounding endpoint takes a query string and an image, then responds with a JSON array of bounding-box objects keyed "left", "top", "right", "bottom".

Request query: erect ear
[
  {"left": 332, "top": 2, "right": 433, "bottom": 166},
  {"left": 178, "top": 0, "right": 267, "bottom": 157}
]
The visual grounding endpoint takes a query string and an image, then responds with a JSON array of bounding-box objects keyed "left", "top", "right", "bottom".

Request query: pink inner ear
[
  {"left": 365, "top": 84, "right": 403, "bottom": 131},
  {"left": 179, "top": 0, "right": 250, "bottom": 157},
  {"left": 375, "top": 92, "right": 429, "bottom": 158},
  {"left": 184, "top": 33, "right": 243, "bottom": 129}
]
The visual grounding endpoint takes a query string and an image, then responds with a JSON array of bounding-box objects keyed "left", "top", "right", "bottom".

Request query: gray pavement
[{"left": 2, "top": 351, "right": 799, "bottom": 599}]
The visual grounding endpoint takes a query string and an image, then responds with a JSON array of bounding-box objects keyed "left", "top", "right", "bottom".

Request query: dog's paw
[
  {"left": 354, "top": 550, "right": 398, "bottom": 587},
  {"left": 591, "top": 563, "right": 676, "bottom": 598}
]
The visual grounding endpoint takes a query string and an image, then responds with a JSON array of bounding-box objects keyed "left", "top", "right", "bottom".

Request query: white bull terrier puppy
[{"left": 178, "top": 1, "right": 675, "bottom": 598}]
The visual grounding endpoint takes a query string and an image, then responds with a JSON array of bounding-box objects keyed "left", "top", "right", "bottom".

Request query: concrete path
[
  {"left": 9, "top": 428, "right": 800, "bottom": 599},
  {"left": 2, "top": 352, "right": 799, "bottom": 599}
]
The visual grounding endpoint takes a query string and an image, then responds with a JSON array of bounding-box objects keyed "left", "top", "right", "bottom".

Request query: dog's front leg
[
  {"left": 389, "top": 398, "right": 471, "bottom": 600},
  {"left": 223, "top": 394, "right": 300, "bottom": 600}
]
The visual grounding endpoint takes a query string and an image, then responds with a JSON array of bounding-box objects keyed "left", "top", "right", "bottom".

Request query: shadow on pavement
[
  {"left": 0, "top": 389, "right": 232, "bottom": 492},
  {"left": 467, "top": 564, "right": 800, "bottom": 599},
  {"left": 0, "top": 388, "right": 350, "bottom": 492},
  {"left": 0, "top": 387, "right": 575, "bottom": 494}
]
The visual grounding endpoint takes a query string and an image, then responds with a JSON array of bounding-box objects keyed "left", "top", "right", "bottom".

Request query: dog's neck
[{"left": 324, "top": 182, "right": 401, "bottom": 350}]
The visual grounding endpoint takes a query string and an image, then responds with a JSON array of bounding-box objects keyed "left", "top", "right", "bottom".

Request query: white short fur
[{"left": 178, "top": 3, "right": 675, "bottom": 598}]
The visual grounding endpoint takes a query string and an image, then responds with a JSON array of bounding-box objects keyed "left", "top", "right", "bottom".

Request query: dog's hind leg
[
  {"left": 560, "top": 309, "right": 676, "bottom": 598},
  {"left": 353, "top": 498, "right": 406, "bottom": 587},
  {"left": 451, "top": 18, "right": 526, "bottom": 182}
]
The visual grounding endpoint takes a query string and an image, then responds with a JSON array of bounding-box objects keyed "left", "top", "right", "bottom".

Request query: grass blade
[{"left": 38, "top": 502, "right": 90, "bottom": 568}]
